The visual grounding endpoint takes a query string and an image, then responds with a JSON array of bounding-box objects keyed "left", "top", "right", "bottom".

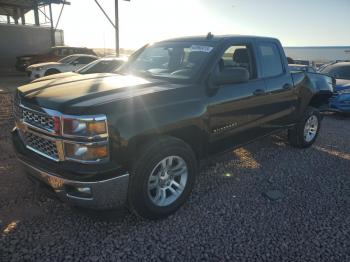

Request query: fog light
[
  {"left": 77, "top": 187, "right": 91, "bottom": 194},
  {"left": 65, "top": 143, "right": 108, "bottom": 162},
  {"left": 65, "top": 185, "right": 92, "bottom": 198}
]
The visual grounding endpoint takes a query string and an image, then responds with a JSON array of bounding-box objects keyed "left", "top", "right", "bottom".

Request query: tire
[
  {"left": 128, "top": 136, "right": 197, "bottom": 219},
  {"left": 44, "top": 68, "right": 60, "bottom": 76},
  {"left": 288, "top": 106, "right": 321, "bottom": 148}
]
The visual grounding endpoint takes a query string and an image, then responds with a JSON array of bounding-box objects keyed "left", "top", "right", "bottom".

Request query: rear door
[
  {"left": 207, "top": 41, "right": 270, "bottom": 153},
  {"left": 256, "top": 41, "right": 297, "bottom": 130}
]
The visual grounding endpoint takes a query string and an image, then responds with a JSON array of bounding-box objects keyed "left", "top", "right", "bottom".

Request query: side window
[
  {"left": 258, "top": 42, "right": 284, "bottom": 78},
  {"left": 74, "top": 56, "right": 96, "bottom": 65},
  {"left": 218, "top": 44, "right": 255, "bottom": 79}
]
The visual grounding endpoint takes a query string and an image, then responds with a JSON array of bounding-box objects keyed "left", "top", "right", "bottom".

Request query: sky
[{"left": 39, "top": 0, "right": 350, "bottom": 49}]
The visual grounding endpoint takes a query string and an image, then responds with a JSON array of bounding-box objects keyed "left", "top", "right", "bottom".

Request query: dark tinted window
[
  {"left": 74, "top": 56, "right": 97, "bottom": 65},
  {"left": 321, "top": 64, "right": 350, "bottom": 80},
  {"left": 258, "top": 43, "right": 284, "bottom": 78},
  {"left": 78, "top": 60, "right": 124, "bottom": 74}
]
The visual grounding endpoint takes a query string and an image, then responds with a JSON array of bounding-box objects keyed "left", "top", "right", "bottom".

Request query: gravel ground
[{"left": 0, "top": 82, "right": 349, "bottom": 261}]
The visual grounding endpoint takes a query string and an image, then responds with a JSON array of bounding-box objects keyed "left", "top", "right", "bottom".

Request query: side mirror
[{"left": 212, "top": 67, "right": 250, "bottom": 85}]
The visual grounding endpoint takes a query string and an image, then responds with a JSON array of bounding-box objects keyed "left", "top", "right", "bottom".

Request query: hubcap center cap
[{"left": 160, "top": 171, "right": 170, "bottom": 181}]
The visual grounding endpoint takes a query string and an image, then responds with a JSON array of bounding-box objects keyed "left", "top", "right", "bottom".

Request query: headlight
[
  {"left": 28, "top": 66, "right": 42, "bottom": 71},
  {"left": 65, "top": 142, "right": 108, "bottom": 162},
  {"left": 62, "top": 116, "right": 108, "bottom": 138}
]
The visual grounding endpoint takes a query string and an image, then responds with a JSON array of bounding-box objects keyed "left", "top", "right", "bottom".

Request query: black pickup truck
[{"left": 12, "top": 35, "right": 333, "bottom": 219}]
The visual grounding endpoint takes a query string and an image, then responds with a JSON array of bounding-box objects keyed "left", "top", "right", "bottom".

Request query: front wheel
[
  {"left": 288, "top": 107, "right": 321, "bottom": 148},
  {"left": 128, "top": 137, "right": 197, "bottom": 219}
]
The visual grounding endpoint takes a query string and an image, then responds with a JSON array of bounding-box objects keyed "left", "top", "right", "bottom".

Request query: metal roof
[{"left": 0, "top": 0, "right": 69, "bottom": 17}]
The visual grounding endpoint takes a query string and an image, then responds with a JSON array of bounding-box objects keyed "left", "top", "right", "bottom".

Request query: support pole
[
  {"left": 55, "top": 3, "right": 65, "bottom": 30},
  {"left": 20, "top": 8, "right": 25, "bottom": 25},
  {"left": 13, "top": 8, "right": 18, "bottom": 24},
  {"left": 49, "top": 3, "right": 55, "bottom": 46},
  {"left": 34, "top": 4, "right": 40, "bottom": 26},
  {"left": 7, "top": 15, "right": 10, "bottom": 24},
  {"left": 115, "top": 0, "right": 119, "bottom": 57}
]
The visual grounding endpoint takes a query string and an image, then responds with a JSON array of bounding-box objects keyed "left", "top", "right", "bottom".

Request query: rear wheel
[
  {"left": 44, "top": 68, "right": 60, "bottom": 76},
  {"left": 128, "top": 137, "right": 197, "bottom": 219},
  {"left": 288, "top": 107, "right": 321, "bottom": 148}
]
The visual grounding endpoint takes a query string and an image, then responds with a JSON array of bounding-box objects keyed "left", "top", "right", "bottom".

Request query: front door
[{"left": 207, "top": 43, "right": 269, "bottom": 154}]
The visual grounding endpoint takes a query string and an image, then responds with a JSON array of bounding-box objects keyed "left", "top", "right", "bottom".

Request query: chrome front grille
[
  {"left": 23, "top": 132, "right": 59, "bottom": 161},
  {"left": 22, "top": 108, "right": 55, "bottom": 132},
  {"left": 13, "top": 100, "right": 55, "bottom": 133}
]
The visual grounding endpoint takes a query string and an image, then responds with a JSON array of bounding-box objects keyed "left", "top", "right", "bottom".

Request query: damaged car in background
[{"left": 319, "top": 61, "right": 350, "bottom": 114}]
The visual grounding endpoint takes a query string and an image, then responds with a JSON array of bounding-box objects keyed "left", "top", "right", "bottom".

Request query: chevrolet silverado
[{"left": 12, "top": 35, "right": 333, "bottom": 219}]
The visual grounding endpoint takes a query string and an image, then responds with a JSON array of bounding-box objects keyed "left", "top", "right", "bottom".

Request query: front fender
[{"left": 107, "top": 89, "right": 207, "bottom": 164}]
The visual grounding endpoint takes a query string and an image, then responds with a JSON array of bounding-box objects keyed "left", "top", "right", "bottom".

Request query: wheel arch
[{"left": 126, "top": 126, "right": 207, "bottom": 164}]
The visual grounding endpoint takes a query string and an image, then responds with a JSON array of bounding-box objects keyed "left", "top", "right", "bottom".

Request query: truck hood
[{"left": 18, "top": 73, "right": 181, "bottom": 113}]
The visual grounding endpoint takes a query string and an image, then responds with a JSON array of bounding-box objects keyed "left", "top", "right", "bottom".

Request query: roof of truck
[{"left": 160, "top": 34, "right": 279, "bottom": 43}]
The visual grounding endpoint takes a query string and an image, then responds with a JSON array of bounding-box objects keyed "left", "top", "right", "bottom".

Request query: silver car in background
[
  {"left": 30, "top": 57, "right": 127, "bottom": 83},
  {"left": 26, "top": 54, "right": 98, "bottom": 80}
]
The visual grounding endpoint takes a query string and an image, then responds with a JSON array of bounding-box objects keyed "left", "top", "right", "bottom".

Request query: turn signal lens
[
  {"left": 62, "top": 116, "right": 107, "bottom": 137},
  {"left": 87, "top": 122, "right": 106, "bottom": 134}
]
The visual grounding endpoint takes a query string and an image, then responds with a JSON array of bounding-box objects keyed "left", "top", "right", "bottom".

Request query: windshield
[
  {"left": 77, "top": 59, "right": 124, "bottom": 74},
  {"left": 118, "top": 41, "right": 215, "bottom": 80},
  {"left": 320, "top": 64, "right": 350, "bottom": 80},
  {"left": 58, "top": 55, "right": 77, "bottom": 64}
]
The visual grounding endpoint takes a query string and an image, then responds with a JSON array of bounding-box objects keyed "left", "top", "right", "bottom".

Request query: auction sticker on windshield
[{"left": 190, "top": 45, "right": 213, "bottom": 53}]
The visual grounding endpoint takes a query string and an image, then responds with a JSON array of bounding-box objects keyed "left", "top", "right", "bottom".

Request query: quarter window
[{"left": 258, "top": 43, "right": 284, "bottom": 78}]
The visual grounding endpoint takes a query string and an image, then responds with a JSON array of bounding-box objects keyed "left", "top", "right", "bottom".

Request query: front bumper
[
  {"left": 19, "top": 158, "right": 129, "bottom": 209},
  {"left": 12, "top": 129, "right": 130, "bottom": 210}
]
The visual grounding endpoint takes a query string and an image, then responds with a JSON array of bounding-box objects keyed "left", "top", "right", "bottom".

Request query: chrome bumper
[{"left": 19, "top": 158, "right": 129, "bottom": 209}]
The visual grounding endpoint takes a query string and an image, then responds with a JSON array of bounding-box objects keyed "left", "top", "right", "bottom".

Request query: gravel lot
[{"left": 0, "top": 78, "right": 349, "bottom": 261}]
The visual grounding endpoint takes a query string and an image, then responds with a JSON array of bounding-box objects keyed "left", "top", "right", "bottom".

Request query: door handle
[
  {"left": 283, "top": 83, "right": 293, "bottom": 90},
  {"left": 253, "top": 89, "right": 265, "bottom": 96}
]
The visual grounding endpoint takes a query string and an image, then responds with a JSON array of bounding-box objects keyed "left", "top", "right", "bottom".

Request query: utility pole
[
  {"left": 115, "top": 0, "right": 119, "bottom": 57},
  {"left": 95, "top": 0, "right": 130, "bottom": 57},
  {"left": 49, "top": 3, "right": 55, "bottom": 46}
]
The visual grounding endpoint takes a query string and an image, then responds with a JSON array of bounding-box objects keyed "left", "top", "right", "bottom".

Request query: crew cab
[{"left": 12, "top": 35, "right": 333, "bottom": 219}]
